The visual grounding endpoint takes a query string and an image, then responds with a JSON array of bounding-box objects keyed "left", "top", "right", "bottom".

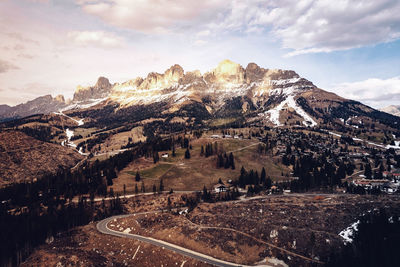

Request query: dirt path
[{"left": 182, "top": 216, "right": 324, "bottom": 265}]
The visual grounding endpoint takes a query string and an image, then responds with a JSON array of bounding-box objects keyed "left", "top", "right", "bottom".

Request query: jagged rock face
[
  {"left": 107, "top": 59, "right": 323, "bottom": 126},
  {"left": 73, "top": 76, "right": 112, "bottom": 102},
  {"left": 205, "top": 59, "right": 245, "bottom": 84},
  {"left": 55, "top": 95, "right": 65, "bottom": 103},
  {"left": 0, "top": 95, "right": 67, "bottom": 120},
  {"left": 110, "top": 60, "right": 314, "bottom": 107},
  {"left": 6, "top": 59, "right": 396, "bottom": 129}
]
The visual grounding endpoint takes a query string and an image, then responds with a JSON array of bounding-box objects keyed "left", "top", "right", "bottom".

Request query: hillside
[{"left": 0, "top": 130, "right": 83, "bottom": 186}]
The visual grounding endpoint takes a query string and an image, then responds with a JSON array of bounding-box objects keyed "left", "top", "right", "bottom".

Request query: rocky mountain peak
[
  {"left": 165, "top": 64, "right": 184, "bottom": 80},
  {"left": 73, "top": 76, "right": 112, "bottom": 102},
  {"left": 245, "top": 63, "right": 267, "bottom": 82},
  {"left": 55, "top": 95, "right": 65, "bottom": 103},
  {"left": 95, "top": 77, "right": 111, "bottom": 89},
  {"left": 205, "top": 59, "right": 245, "bottom": 84},
  {"left": 138, "top": 65, "right": 184, "bottom": 91}
]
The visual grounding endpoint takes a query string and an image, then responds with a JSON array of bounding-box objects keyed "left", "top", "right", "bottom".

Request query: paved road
[
  {"left": 96, "top": 193, "right": 335, "bottom": 266},
  {"left": 97, "top": 214, "right": 249, "bottom": 267}
]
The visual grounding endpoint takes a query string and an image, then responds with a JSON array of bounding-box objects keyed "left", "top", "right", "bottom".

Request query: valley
[{"left": 1, "top": 60, "right": 400, "bottom": 267}]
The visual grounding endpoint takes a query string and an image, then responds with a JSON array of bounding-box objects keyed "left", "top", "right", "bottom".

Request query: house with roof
[{"left": 213, "top": 183, "right": 228, "bottom": 193}]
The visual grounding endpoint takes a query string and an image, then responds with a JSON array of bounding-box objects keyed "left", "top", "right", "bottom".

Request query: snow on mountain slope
[
  {"left": 105, "top": 60, "right": 319, "bottom": 126},
  {"left": 262, "top": 84, "right": 317, "bottom": 127},
  {"left": 60, "top": 97, "right": 108, "bottom": 112}
]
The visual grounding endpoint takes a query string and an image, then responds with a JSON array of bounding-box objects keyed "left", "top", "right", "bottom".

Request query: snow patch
[
  {"left": 53, "top": 112, "right": 84, "bottom": 126},
  {"left": 60, "top": 97, "right": 108, "bottom": 112},
  {"left": 339, "top": 220, "right": 360, "bottom": 243},
  {"left": 261, "top": 85, "right": 317, "bottom": 127},
  {"left": 270, "top": 77, "right": 300, "bottom": 86},
  {"left": 264, "top": 95, "right": 317, "bottom": 127}
]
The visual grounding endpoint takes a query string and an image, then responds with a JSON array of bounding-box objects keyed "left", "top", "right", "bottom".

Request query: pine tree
[
  {"left": 249, "top": 170, "right": 255, "bottom": 185},
  {"left": 185, "top": 148, "right": 191, "bottom": 159},
  {"left": 255, "top": 171, "right": 260, "bottom": 185},
  {"left": 228, "top": 152, "right": 235, "bottom": 169},
  {"left": 141, "top": 181, "right": 145, "bottom": 192},
  {"left": 265, "top": 176, "right": 272, "bottom": 189},
  {"left": 167, "top": 196, "right": 172, "bottom": 210},
  {"left": 224, "top": 153, "right": 230, "bottom": 169},
  {"left": 152, "top": 184, "right": 157, "bottom": 194},
  {"left": 153, "top": 152, "right": 159, "bottom": 163},
  {"left": 135, "top": 171, "right": 141, "bottom": 182},
  {"left": 239, "top": 166, "right": 247, "bottom": 188},
  {"left": 135, "top": 184, "right": 139, "bottom": 194},
  {"left": 159, "top": 178, "right": 164, "bottom": 192},
  {"left": 260, "top": 167, "right": 266, "bottom": 185},
  {"left": 218, "top": 154, "right": 224, "bottom": 168}
]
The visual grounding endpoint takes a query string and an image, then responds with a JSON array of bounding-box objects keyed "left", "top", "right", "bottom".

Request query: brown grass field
[{"left": 110, "top": 136, "right": 292, "bottom": 194}]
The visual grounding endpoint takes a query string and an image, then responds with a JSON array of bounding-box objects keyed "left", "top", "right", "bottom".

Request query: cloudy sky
[{"left": 1, "top": 0, "right": 400, "bottom": 108}]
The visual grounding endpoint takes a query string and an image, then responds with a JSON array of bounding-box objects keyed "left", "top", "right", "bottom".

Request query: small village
[{"left": 263, "top": 127, "right": 400, "bottom": 195}]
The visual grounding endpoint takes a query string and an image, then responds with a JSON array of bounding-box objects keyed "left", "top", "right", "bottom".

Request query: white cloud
[
  {"left": 77, "top": 0, "right": 226, "bottom": 34},
  {"left": 67, "top": 31, "right": 123, "bottom": 48},
  {"left": 76, "top": 0, "right": 400, "bottom": 55},
  {"left": 329, "top": 76, "right": 400, "bottom": 108},
  {"left": 211, "top": 0, "right": 400, "bottom": 55}
]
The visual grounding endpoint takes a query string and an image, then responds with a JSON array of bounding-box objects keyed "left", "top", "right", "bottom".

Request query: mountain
[
  {"left": 73, "top": 76, "right": 112, "bottom": 102},
  {"left": 381, "top": 105, "right": 400, "bottom": 117},
  {"left": 0, "top": 77, "right": 112, "bottom": 121},
  {"left": 0, "top": 104, "right": 12, "bottom": 117},
  {"left": 73, "top": 59, "right": 399, "bottom": 131},
  {"left": 0, "top": 94, "right": 66, "bottom": 121},
  {"left": 1, "top": 60, "right": 399, "bottom": 131}
]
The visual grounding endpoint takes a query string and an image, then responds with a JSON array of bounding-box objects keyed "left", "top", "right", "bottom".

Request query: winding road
[
  {"left": 97, "top": 213, "right": 249, "bottom": 267},
  {"left": 96, "top": 194, "right": 328, "bottom": 267}
]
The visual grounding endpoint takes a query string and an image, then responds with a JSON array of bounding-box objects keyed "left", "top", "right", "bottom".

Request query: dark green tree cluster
[
  {"left": 20, "top": 126, "right": 60, "bottom": 142},
  {"left": 328, "top": 209, "right": 400, "bottom": 267},
  {"left": 200, "top": 186, "right": 240, "bottom": 203},
  {"left": 238, "top": 166, "right": 271, "bottom": 190},
  {"left": 201, "top": 142, "right": 218, "bottom": 157},
  {"left": 216, "top": 152, "right": 235, "bottom": 169},
  {"left": 0, "top": 195, "right": 123, "bottom": 266},
  {"left": 289, "top": 154, "right": 354, "bottom": 192}
]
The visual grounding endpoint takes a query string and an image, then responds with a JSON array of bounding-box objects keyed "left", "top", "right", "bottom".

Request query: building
[{"left": 213, "top": 183, "right": 227, "bottom": 193}]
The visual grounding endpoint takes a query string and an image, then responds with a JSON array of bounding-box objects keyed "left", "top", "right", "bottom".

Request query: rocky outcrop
[
  {"left": 204, "top": 59, "right": 245, "bottom": 84},
  {"left": 73, "top": 76, "right": 112, "bottom": 102}
]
